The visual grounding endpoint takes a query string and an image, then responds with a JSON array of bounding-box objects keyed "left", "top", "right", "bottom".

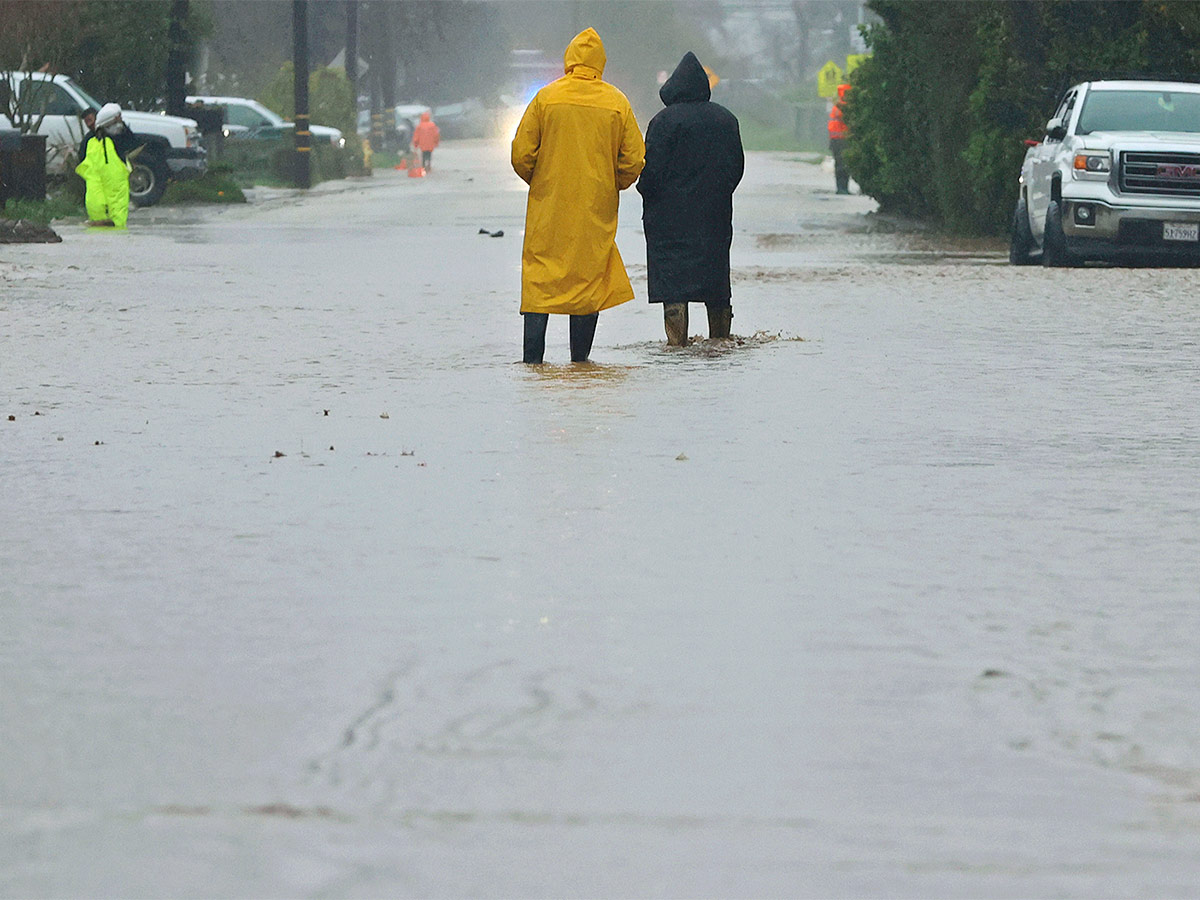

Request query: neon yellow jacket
[
  {"left": 511, "top": 28, "right": 645, "bottom": 315},
  {"left": 75, "top": 134, "right": 130, "bottom": 229}
]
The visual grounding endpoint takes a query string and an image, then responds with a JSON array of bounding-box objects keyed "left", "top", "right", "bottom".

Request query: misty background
[{"left": 198, "top": 0, "right": 869, "bottom": 149}]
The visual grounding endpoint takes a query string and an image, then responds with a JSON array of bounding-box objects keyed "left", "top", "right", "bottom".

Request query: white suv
[
  {"left": 0, "top": 71, "right": 207, "bottom": 206},
  {"left": 1011, "top": 80, "right": 1200, "bottom": 266}
]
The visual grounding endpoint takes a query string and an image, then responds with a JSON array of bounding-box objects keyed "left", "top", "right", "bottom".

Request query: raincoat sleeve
[
  {"left": 635, "top": 115, "right": 672, "bottom": 200},
  {"left": 726, "top": 126, "right": 745, "bottom": 194},
  {"left": 616, "top": 106, "right": 645, "bottom": 191},
  {"left": 511, "top": 97, "right": 541, "bottom": 185}
]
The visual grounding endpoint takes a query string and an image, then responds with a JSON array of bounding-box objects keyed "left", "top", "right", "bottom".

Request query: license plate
[{"left": 1163, "top": 222, "right": 1199, "bottom": 241}]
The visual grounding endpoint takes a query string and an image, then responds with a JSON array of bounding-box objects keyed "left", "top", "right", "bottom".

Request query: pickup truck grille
[{"left": 1120, "top": 151, "right": 1200, "bottom": 196}]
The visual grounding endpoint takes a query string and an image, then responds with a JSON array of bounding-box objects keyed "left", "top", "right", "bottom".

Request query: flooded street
[{"left": 3, "top": 141, "right": 1200, "bottom": 898}]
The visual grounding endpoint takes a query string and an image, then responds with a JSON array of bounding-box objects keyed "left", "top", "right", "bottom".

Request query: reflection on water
[{"left": 519, "top": 361, "right": 638, "bottom": 388}]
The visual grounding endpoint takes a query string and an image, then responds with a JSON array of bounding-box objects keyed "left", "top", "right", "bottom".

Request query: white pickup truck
[
  {"left": 1011, "top": 79, "right": 1200, "bottom": 266},
  {"left": 1, "top": 71, "right": 206, "bottom": 206}
]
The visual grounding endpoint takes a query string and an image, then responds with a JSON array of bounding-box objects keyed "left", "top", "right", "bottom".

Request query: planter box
[{"left": 0, "top": 131, "right": 47, "bottom": 205}]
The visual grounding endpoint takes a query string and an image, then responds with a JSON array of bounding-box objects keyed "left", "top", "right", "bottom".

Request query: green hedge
[
  {"left": 221, "top": 136, "right": 364, "bottom": 187},
  {"left": 844, "top": 1, "right": 1200, "bottom": 235},
  {"left": 259, "top": 63, "right": 357, "bottom": 140}
]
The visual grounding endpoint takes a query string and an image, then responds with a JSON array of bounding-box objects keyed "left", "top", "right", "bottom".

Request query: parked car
[
  {"left": 187, "top": 96, "right": 345, "bottom": 149},
  {"left": 355, "top": 104, "right": 425, "bottom": 147},
  {"left": 0, "top": 70, "right": 206, "bottom": 206},
  {"left": 432, "top": 98, "right": 489, "bottom": 139},
  {"left": 1011, "top": 79, "right": 1200, "bottom": 266}
]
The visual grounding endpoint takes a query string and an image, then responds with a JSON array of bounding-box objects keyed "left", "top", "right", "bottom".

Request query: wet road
[{"left": 3, "top": 141, "right": 1200, "bottom": 898}]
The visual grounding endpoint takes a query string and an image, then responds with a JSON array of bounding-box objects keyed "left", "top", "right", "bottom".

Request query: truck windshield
[
  {"left": 63, "top": 79, "right": 104, "bottom": 112},
  {"left": 1077, "top": 89, "right": 1200, "bottom": 134}
]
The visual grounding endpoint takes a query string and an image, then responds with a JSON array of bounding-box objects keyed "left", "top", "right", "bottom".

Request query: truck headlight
[{"left": 1073, "top": 153, "right": 1110, "bottom": 173}]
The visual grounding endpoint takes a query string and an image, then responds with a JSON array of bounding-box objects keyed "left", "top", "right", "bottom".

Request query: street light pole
[{"left": 292, "top": 0, "right": 311, "bottom": 189}]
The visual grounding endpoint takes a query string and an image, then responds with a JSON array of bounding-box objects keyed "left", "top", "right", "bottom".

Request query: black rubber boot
[
  {"left": 523, "top": 312, "right": 548, "bottom": 364},
  {"left": 707, "top": 304, "right": 732, "bottom": 339},
  {"left": 569, "top": 313, "right": 598, "bottom": 362},
  {"left": 663, "top": 303, "right": 688, "bottom": 346}
]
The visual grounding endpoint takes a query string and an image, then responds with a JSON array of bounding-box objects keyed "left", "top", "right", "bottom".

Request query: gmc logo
[{"left": 1157, "top": 163, "right": 1200, "bottom": 178}]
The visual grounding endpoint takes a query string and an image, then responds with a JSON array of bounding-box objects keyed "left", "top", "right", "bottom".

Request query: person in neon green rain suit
[{"left": 75, "top": 103, "right": 135, "bottom": 229}]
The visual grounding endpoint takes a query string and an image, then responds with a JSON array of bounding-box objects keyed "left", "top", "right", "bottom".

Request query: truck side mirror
[{"left": 1047, "top": 124, "right": 1067, "bottom": 141}]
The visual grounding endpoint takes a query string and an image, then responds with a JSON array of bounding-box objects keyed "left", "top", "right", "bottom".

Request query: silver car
[{"left": 1011, "top": 80, "right": 1200, "bottom": 266}]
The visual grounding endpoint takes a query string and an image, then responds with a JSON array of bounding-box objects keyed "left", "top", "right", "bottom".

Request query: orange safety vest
[{"left": 827, "top": 83, "right": 850, "bottom": 140}]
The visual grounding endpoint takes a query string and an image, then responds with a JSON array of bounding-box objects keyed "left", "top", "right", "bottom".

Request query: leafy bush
[
  {"left": 845, "top": 0, "right": 1200, "bottom": 235},
  {"left": 221, "top": 134, "right": 361, "bottom": 186},
  {"left": 161, "top": 165, "right": 246, "bottom": 204},
  {"left": 259, "top": 63, "right": 357, "bottom": 139}
]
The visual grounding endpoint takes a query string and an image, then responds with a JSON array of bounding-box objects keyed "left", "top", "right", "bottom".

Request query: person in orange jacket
[
  {"left": 411, "top": 111, "right": 440, "bottom": 172},
  {"left": 828, "top": 83, "right": 850, "bottom": 194}
]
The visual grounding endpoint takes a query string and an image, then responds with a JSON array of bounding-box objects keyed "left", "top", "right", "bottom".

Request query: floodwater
[{"left": 2, "top": 142, "right": 1199, "bottom": 898}]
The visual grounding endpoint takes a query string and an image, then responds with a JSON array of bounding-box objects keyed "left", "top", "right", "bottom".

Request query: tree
[
  {"left": 66, "top": 1, "right": 210, "bottom": 110},
  {"left": 260, "top": 62, "right": 356, "bottom": 137},
  {"left": 844, "top": 0, "right": 1200, "bottom": 235},
  {"left": 0, "top": 0, "right": 82, "bottom": 133},
  {"left": 165, "top": 0, "right": 190, "bottom": 116}
]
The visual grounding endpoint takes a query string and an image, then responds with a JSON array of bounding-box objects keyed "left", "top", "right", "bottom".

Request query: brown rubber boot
[
  {"left": 707, "top": 305, "right": 732, "bottom": 339},
  {"left": 664, "top": 303, "right": 689, "bottom": 346}
]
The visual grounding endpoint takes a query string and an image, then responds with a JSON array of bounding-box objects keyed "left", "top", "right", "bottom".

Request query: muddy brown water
[{"left": 3, "top": 142, "right": 1199, "bottom": 897}]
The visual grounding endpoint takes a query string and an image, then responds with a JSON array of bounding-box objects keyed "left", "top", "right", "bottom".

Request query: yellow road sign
[
  {"left": 846, "top": 54, "right": 870, "bottom": 75},
  {"left": 817, "top": 60, "right": 844, "bottom": 99}
]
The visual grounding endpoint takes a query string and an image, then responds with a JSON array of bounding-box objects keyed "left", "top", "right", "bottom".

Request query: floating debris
[
  {"left": 273, "top": 450, "right": 286, "bottom": 458},
  {"left": 379, "top": 412, "right": 389, "bottom": 419},
  {"left": 676, "top": 452, "right": 688, "bottom": 461}
]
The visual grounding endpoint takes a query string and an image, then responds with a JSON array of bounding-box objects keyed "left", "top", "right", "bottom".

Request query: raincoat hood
[
  {"left": 660, "top": 52, "right": 710, "bottom": 106},
  {"left": 564, "top": 27, "right": 606, "bottom": 78},
  {"left": 420, "top": 111, "right": 431, "bottom": 122}
]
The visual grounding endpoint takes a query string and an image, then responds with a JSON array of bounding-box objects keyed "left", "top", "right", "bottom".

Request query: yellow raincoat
[
  {"left": 511, "top": 28, "right": 645, "bottom": 315},
  {"left": 75, "top": 134, "right": 130, "bottom": 229}
]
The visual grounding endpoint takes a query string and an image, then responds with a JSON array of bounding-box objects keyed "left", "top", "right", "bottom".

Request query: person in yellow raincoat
[
  {"left": 75, "top": 103, "right": 133, "bottom": 229},
  {"left": 511, "top": 27, "right": 645, "bottom": 363}
]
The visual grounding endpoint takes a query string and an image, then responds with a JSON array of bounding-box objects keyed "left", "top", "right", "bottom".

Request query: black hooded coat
[{"left": 637, "top": 52, "right": 744, "bottom": 305}]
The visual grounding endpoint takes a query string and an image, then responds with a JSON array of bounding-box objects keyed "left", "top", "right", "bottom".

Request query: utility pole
[
  {"left": 345, "top": 0, "right": 358, "bottom": 98},
  {"left": 377, "top": 4, "right": 397, "bottom": 147},
  {"left": 292, "top": 0, "right": 311, "bottom": 188},
  {"left": 165, "top": 0, "right": 189, "bottom": 118},
  {"left": 368, "top": 2, "right": 385, "bottom": 150}
]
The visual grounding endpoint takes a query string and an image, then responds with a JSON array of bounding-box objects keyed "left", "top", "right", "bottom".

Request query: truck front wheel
[
  {"left": 1041, "top": 201, "right": 1075, "bottom": 267},
  {"left": 129, "top": 151, "right": 169, "bottom": 207}
]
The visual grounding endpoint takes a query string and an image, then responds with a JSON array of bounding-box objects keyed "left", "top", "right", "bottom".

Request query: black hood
[{"left": 659, "top": 51, "right": 710, "bottom": 106}]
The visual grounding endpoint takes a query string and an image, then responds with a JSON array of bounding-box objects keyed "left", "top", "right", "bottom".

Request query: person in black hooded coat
[{"left": 637, "top": 52, "right": 744, "bottom": 345}]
